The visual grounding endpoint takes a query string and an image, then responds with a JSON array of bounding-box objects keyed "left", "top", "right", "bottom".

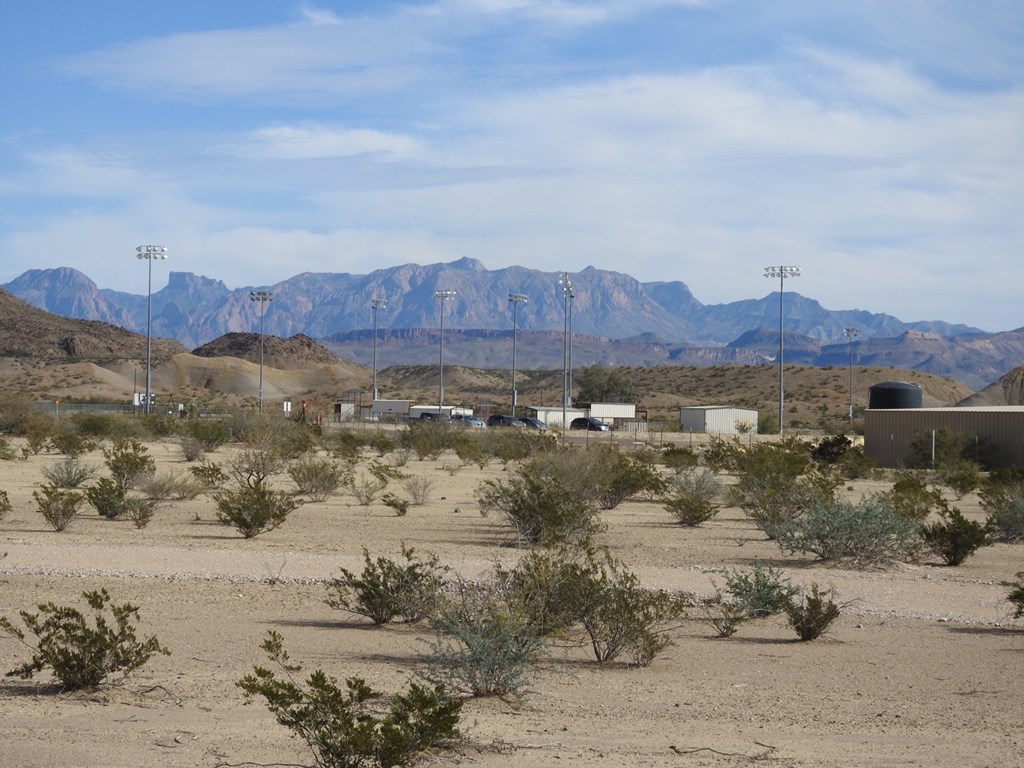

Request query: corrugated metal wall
[
  {"left": 863, "top": 408, "right": 1024, "bottom": 468},
  {"left": 679, "top": 407, "right": 759, "bottom": 435}
]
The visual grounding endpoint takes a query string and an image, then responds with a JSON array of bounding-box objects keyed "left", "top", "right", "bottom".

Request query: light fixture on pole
[
  {"left": 508, "top": 292, "right": 528, "bottom": 417},
  {"left": 844, "top": 327, "right": 859, "bottom": 432},
  {"left": 763, "top": 265, "right": 801, "bottom": 433},
  {"left": 249, "top": 290, "right": 274, "bottom": 413},
  {"left": 371, "top": 297, "right": 387, "bottom": 402},
  {"left": 135, "top": 245, "right": 168, "bottom": 416},
  {"left": 559, "top": 272, "right": 574, "bottom": 429},
  {"left": 434, "top": 290, "right": 456, "bottom": 415}
]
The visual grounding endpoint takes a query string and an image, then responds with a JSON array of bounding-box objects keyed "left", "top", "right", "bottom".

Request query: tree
[{"left": 573, "top": 365, "right": 640, "bottom": 404}]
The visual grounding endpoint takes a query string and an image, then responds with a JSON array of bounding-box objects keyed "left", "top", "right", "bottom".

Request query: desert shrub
[
  {"left": 475, "top": 471, "right": 602, "bottom": 547},
  {"left": 183, "top": 418, "right": 232, "bottom": 452},
  {"left": 70, "top": 412, "right": 125, "bottom": 440},
  {"left": 979, "top": 474, "right": 1024, "bottom": 542},
  {"left": 809, "top": 434, "right": 852, "bottom": 466},
  {"left": 0, "top": 489, "right": 11, "bottom": 520},
  {"left": 213, "top": 482, "right": 302, "bottom": 538},
  {"left": 722, "top": 564, "right": 799, "bottom": 619},
  {"left": 325, "top": 429, "right": 369, "bottom": 463},
  {"left": 381, "top": 492, "right": 410, "bottom": 516},
  {"left": 350, "top": 461, "right": 396, "bottom": 506},
  {"left": 124, "top": 497, "right": 157, "bottom": 529},
  {"left": 906, "top": 428, "right": 1000, "bottom": 471},
  {"left": 1004, "top": 572, "right": 1024, "bottom": 618},
  {"left": 0, "top": 393, "right": 55, "bottom": 436},
  {"left": 178, "top": 436, "right": 205, "bottom": 462},
  {"left": 0, "top": 436, "right": 16, "bottom": 461},
  {"left": 921, "top": 507, "right": 993, "bottom": 566},
  {"left": 188, "top": 458, "right": 228, "bottom": 489},
  {"left": 41, "top": 457, "right": 98, "bottom": 488},
  {"left": 662, "top": 468, "right": 722, "bottom": 526},
  {"left": 494, "top": 545, "right": 596, "bottom": 638},
  {"left": 785, "top": 584, "right": 841, "bottom": 641},
  {"left": 85, "top": 477, "right": 128, "bottom": 519},
  {"left": 139, "top": 413, "right": 178, "bottom": 439},
  {"left": 701, "top": 436, "right": 742, "bottom": 472},
  {"left": 524, "top": 448, "right": 594, "bottom": 501},
  {"left": 490, "top": 430, "right": 551, "bottom": 466},
  {"left": 777, "top": 495, "right": 923, "bottom": 567},
  {"left": 367, "top": 431, "right": 397, "bottom": 457},
  {"left": 936, "top": 459, "right": 983, "bottom": 500},
  {"left": 288, "top": 457, "right": 350, "bottom": 502},
  {"left": 33, "top": 483, "right": 84, "bottom": 531},
  {"left": 0, "top": 588, "right": 169, "bottom": 691},
  {"left": 47, "top": 428, "right": 98, "bottom": 458},
  {"left": 588, "top": 446, "right": 665, "bottom": 510},
  {"left": 454, "top": 434, "right": 491, "bottom": 469},
  {"left": 877, "top": 470, "right": 945, "bottom": 521},
  {"left": 402, "top": 475, "right": 434, "bottom": 506},
  {"left": 325, "top": 545, "right": 448, "bottom": 625},
  {"left": 575, "top": 550, "right": 688, "bottom": 666},
  {"left": 421, "top": 577, "right": 543, "bottom": 699},
  {"left": 835, "top": 445, "right": 877, "bottom": 479},
  {"left": 733, "top": 439, "right": 840, "bottom": 539},
  {"left": 103, "top": 437, "right": 155, "bottom": 492},
  {"left": 400, "top": 421, "right": 459, "bottom": 461},
  {"left": 239, "top": 631, "right": 461, "bottom": 768},
  {"left": 702, "top": 597, "right": 748, "bottom": 638},
  {"left": 661, "top": 445, "right": 699, "bottom": 473},
  {"left": 139, "top": 469, "right": 202, "bottom": 501},
  {"left": 227, "top": 445, "right": 286, "bottom": 490}
]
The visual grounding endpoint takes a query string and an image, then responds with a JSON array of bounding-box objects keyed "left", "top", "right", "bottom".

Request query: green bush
[
  {"left": 188, "top": 458, "right": 228, "bottom": 489},
  {"left": 399, "top": 421, "right": 459, "bottom": 461},
  {"left": 33, "top": 483, "right": 84, "bottom": 531},
  {"left": 921, "top": 507, "right": 993, "bottom": 566},
  {"left": 103, "top": 437, "right": 155, "bottom": 491},
  {"left": 139, "top": 469, "right": 203, "bottom": 501},
  {"left": 1003, "top": 572, "right": 1024, "bottom": 619},
  {"left": 0, "top": 489, "right": 11, "bottom": 521},
  {"left": 421, "top": 578, "right": 543, "bottom": 699},
  {"left": 701, "top": 436, "right": 743, "bottom": 472},
  {"left": 809, "top": 434, "right": 852, "bottom": 466},
  {"left": 380, "top": 492, "right": 410, "bottom": 516},
  {"left": 239, "top": 631, "right": 461, "bottom": 768},
  {"left": 980, "top": 475, "right": 1024, "bottom": 542},
  {"left": 881, "top": 471, "right": 945, "bottom": 521},
  {"left": 476, "top": 471, "right": 602, "bottom": 547},
  {"left": 661, "top": 445, "right": 699, "bottom": 473},
  {"left": 41, "top": 457, "right": 98, "bottom": 488},
  {"left": 662, "top": 468, "right": 722, "bottom": 527},
  {"left": 0, "top": 436, "right": 16, "bottom": 461},
  {"left": 785, "top": 584, "right": 841, "bottom": 641},
  {"left": 588, "top": 446, "right": 665, "bottom": 510},
  {"left": 184, "top": 418, "right": 232, "bottom": 452},
  {"left": 936, "top": 460, "right": 983, "bottom": 500},
  {"left": 124, "top": 497, "right": 157, "bottom": 529},
  {"left": 722, "top": 564, "right": 799, "bottom": 619},
  {"left": 494, "top": 545, "right": 596, "bottom": 638},
  {"left": 326, "top": 545, "right": 448, "bottom": 625},
  {"left": 288, "top": 457, "right": 350, "bottom": 502},
  {"left": 777, "top": 495, "right": 923, "bottom": 567},
  {"left": 213, "top": 482, "right": 301, "bottom": 538},
  {"left": 402, "top": 475, "right": 434, "bottom": 506},
  {"left": 47, "top": 428, "right": 98, "bottom": 458},
  {"left": 0, "top": 588, "right": 169, "bottom": 691},
  {"left": 85, "top": 477, "right": 128, "bottom": 519},
  {"left": 702, "top": 598, "right": 748, "bottom": 638}
]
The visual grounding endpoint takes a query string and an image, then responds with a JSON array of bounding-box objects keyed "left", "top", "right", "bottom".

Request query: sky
[{"left": 1, "top": 1, "right": 1022, "bottom": 332}]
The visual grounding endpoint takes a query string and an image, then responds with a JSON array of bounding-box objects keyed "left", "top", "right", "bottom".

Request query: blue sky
[{"left": 1, "top": 1, "right": 1022, "bottom": 332}]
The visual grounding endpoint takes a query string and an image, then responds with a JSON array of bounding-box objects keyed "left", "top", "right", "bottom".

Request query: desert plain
[{"left": 1, "top": 429, "right": 1022, "bottom": 768}]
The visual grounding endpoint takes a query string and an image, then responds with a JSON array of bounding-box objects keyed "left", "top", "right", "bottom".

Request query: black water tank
[{"left": 869, "top": 381, "right": 923, "bottom": 409}]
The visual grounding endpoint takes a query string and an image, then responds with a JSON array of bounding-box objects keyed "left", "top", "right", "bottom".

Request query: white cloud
[{"left": 225, "top": 125, "right": 420, "bottom": 160}]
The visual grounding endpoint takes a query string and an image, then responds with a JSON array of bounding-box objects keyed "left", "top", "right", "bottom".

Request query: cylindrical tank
[{"left": 868, "top": 381, "right": 923, "bottom": 409}]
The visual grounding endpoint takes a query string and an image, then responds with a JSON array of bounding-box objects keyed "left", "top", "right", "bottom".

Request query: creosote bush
[
  {"left": 785, "top": 583, "right": 841, "bottom": 641},
  {"left": 0, "top": 588, "right": 169, "bottom": 691},
  {"left": 85, "top": 476, "right": 128, "bottom": 519},
  {"left": 34, "top": 482, "right": 84, "bottom": 531},
  {"left": 41, "top": 457, "right": 97, "bottom": 488},
  {"left": 239, "top": 631, "right": 461, "bottom": 768},
  {"left": 288, "top": 456, "right": 350, "bottom": 502},
  {"left": 103, "top": 437, "right": 155, "bottom": 492},
  {"left": 326, "top": 545, "right": 448, "bottom": 625},
  {"left": 980, "top": 473, "right": 1024, "bottom": 542},
  {"left": 880, "top": 471, "right": 945, "bottom": 521},
  {"left": 213, "top": 482, "right": 301, "bottom": 538},
  {"left": 921, "top": 507, "right": 993, "bottom": 566},
  {"left": 0, "top": 489, "right": 11, "bottom": 521},
  {"left": 1004, "top": 572, "right": 1024, "bottom": 619},
  {"left": 662, "top": 468, "right": 722, "bottom": 527},
  {"left": 722, "top": 564, "right": 799, "bottom": 619}
]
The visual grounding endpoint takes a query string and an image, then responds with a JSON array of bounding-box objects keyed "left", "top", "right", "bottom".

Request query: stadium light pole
[
  {"left": 136, "top": 245, "right": 168, "bottom": 415},
  {"left": 763, "top": 266, "right": 800, "bottom": 433},
  {"left": 559, "top": 272, "right": 574, "bottom": 429},
  {"left": 508, "top": 292, "right": 528, "bottom": 417},
  {"left": 844, "top": 327, "right": 859, "bottom": 432},
  {"left": 371, "top": 297, "right": 387, "bottom": 402},
  {"left": 434, "top": 290, "right": 456, "bottom": 415},
  {"left": 249, "top": 290, "right": 274, "bottom": 413}
]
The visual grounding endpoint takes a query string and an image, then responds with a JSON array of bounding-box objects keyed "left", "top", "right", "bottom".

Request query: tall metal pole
[
  {"left": 250, "top": 290, "right": 274, "bottom": 413},
  {"left": 371, "top": 297, "right": 386, "bottom": 401},
  {"left": 844, "top": 327, "right": 859, "bottom": 432},
  {"left": 559, "top": 272, "right": 573, "bottom": 428},
  {"left": 434, "top": 290, "right": 456, "bottom": 415},
  {"left": 508, "top": 292, "right": 528, "bottom": 417},
  {"left": 763, "top": 266, "right": 800, "bottom": 433},
  {"left": 136, "top": 245, "right": 167, "bottom": 415}
]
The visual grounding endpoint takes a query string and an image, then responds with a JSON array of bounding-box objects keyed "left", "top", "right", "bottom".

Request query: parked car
[
  {"left": 519, "top": 416, "right": 547, "bottom": 430},
  {"left": 458, "top": 416, "right": 487, "bottom": 428},
  {"left": 570, "top": 416, "right": 610, "bottom": 431},
  {"left": 487, "top": 414, "right": 526, "bottom": 427}
]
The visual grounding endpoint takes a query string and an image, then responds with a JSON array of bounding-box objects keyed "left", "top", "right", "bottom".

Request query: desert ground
[{"left": 1, "top": 429, "right": 1022, "bottom": 768}]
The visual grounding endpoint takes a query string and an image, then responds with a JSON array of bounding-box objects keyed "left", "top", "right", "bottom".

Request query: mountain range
[{"left": 4, "top": 259, "right": 1022, "bottom": 390}]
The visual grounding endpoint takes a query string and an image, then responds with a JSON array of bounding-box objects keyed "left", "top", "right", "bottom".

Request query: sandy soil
[{"left": 1, "top": 435, "right": 1022, "bottom": 768}]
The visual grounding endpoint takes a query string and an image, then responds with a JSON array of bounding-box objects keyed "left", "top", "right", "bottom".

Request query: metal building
[
  {"left": 679, "top": 406, "right": 759, "bottom": 435},
  {"left": 863, "top": 407, "right": 1024, "bottom": 468}
]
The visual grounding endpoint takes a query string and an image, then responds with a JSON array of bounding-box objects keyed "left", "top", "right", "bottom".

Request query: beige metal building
[{"left": 863, "top": 407, "right": 1024, "bottom": 468}]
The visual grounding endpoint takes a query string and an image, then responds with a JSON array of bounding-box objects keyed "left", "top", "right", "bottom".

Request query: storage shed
[{"left": 679, "top": 406, "right": 759, "bottom": 435}]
